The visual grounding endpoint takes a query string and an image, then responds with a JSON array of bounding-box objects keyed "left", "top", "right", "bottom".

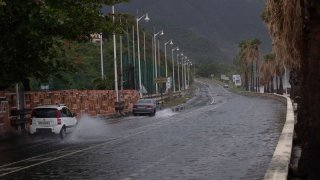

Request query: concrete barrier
[
  {"left": 263, "top": 95, "right": 294, "bottom": 180},
  {"left": 240, "top": 92, "right": 294, "bottom": 179}
]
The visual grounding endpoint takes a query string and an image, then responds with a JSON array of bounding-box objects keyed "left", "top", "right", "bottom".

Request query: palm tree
[
  {"left": 236, "top": 40, "right": 250, "bottom": 91},
  {"left": 262, "top": 0, "right": 307, "bottom": 176},
  {"left": 235, "top": 39, "right": 261, "bottom": 91},
  {"left": 260, "top": 53, "right": 276, "bottom": 93},
  {"left": 275, "top": 61, "right": 285, "bottom": 94},
  {"left": 248, "top": 39, "right": 261, "bottom": 92}
]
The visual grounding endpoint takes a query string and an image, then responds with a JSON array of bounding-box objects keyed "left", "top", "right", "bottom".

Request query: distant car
[
  {"left": 223, "top": 84, "right": 229, "bottom": 88},
  {"left": 29, "top": 104, "right": 78, "bottom": 139},
  {"left": 132, "top": 99, "right": 157, "bottom": 116}
]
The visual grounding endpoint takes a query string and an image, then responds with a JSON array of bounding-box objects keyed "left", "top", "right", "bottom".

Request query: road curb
[{"left": 240, "top": 92, "right": 294, "bottom": 180}]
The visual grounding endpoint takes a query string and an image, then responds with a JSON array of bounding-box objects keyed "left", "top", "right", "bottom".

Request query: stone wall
[
  {"left": 0, "top": 101, "right": 10, "bottom": 135},
  {"left": 0, "top": 90, "right": 139, "bottom": 136}
]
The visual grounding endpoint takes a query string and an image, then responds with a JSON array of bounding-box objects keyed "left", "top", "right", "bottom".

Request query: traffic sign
[
  {"left": 167, "top": 77, "right": 172, "bottom": 89},
  {"left": 154, "top": 77, "right": 167, "bottom": 83}
]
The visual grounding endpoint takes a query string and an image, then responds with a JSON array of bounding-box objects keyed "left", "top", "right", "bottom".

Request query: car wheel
[
  {"left": 151, "top": 110, "right": 156, "bottom": 117},
  {"left": 60, "top": 126, "right": 66, "bottom": 139}
]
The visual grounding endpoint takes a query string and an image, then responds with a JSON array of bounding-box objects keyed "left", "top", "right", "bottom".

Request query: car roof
[{"left": 34, "top": 104, "right": 67, "bottom": 110}]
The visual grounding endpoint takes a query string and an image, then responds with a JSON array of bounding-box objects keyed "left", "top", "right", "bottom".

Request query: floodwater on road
[{"left": 0, "top": 80, "right": 286, "bottom": 180}]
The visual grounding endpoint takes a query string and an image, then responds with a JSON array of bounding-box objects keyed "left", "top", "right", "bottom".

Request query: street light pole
[
  {"left": 164, "top": 40, "right": 173, "bottom": 78},
  {"left": 164, "top": 39, "right": 173, "bottom": 92},
  {"left": 100, "top": 33, "right": 104, "bottom": 80},
  {"left": 184, "top": 57, "right": 188, "bottom": 90},
  {"left": 186, "top": 60, "right": 190, "bottom": 89},
  {"left": 136, "top": 12, "right": 150, "bottom": 98},
  {"left": 177, "top": 52, "right": 183, "bottom": 92},
  {"left": 189, "top": 62, "right": 193, "bottom": 88},
  {"left": 132, "top": 25, "right": 136, "bottom": 90},
  {"left": 154, "top": 33, "right": 158, "bottom": 93},
  {"left": 151, "top": 36, "right": 154, "bottom": 94},
  {"left": 112, "top": 6, "right": 119, "bottom": 103},
  {"left": 171, "top": 46, "right": 179, "bottom": 92},
  {"left": 157, "top": 39, "right": 161, "bottom": 77},
  {"left": 153, "top": 29, "right": 164, "bottom": 94},
  {"left": 181, "top": 56, "right": 185, "bottom": 91},
  {"left": 126, "top": 24, "right": 131, "bottom": 89},
  {"left": 120, "top": 34, "right": 123, "bottom": 93},
  {"left": 143, "top": 31, "right": 147, "bottom": 91}
]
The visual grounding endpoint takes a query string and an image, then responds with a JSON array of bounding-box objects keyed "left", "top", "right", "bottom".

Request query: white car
[{"left": 29, "top": 104, "right": 78, "bottom": 138}]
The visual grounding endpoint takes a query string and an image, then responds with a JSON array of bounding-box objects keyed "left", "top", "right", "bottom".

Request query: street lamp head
[
  {"left": 165, "top": 40, "right": 173, "bottom": 46},
  {"left": 155, "top": 30, "right": 164, "bottom": 37},
  {"left": 144, "top": 13, "right": 150, "bottom": 22}
]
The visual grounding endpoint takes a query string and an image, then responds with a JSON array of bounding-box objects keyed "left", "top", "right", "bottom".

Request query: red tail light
[
  {"left": 56, "top": 110, "right": 61, "bottom": 125},
  {"left": 133, "top": 105, "right": 138, "bottom": 108},
  {"left": 145, "top": 105, "right": 152, "bottom": 109}
]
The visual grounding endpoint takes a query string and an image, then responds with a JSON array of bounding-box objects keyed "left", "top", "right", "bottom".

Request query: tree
[
  {"left": 235, "top": 40, "right": 249, "bottom": 90},
  {"left": 260, "top": 53, "right": 275, "bottom": 93},
  {"left": 262, "top": 1, "right": 320, "bottom": 177},
  {"left": 235, "top": 39, "right": 260, "bottom": 91},
  {"left": 246, "top": 39, "right": 261, "bottom": 92},
  {"left": 0, "top": 0, "right": 129, "bottom": 89}
]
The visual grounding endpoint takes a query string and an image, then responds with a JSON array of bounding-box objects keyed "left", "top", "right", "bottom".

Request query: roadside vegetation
[
  {"left": 0, "top": 0, "right": 173, "bottom": 92},
  {"left": 0, "top": 0, "right": 129, "bottom": 90}
]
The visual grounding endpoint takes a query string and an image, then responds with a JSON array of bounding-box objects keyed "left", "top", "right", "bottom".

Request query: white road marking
[
  {"left": 0, "top": 146, "right": 74, "bottom": 169},
  {"left": 0, "top": 109, "right": 218, "bottom": 177},
  {"left": 210, "top": 97, "right": 215, "bottom": 105}
]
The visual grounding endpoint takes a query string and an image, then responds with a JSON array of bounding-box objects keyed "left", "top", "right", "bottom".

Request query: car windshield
[
  {"left": 32, "top": 108, "right": 57, "bottom": 118},
  {"left": 137, "top": 99, "right": 152, "bottom": 104}
]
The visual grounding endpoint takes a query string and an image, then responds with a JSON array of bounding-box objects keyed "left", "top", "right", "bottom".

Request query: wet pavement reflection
[{"left": 0, "top": 80, "right": 286, "bottom": 180}]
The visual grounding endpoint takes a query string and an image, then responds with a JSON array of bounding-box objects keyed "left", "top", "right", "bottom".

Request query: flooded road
[{"left": 0, "top": 80, "right": 286, "bottom": 179}]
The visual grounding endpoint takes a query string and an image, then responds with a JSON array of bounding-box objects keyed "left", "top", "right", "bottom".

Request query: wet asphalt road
[{"left": 0, "top": 79, "right": 286, "bottom": 180}]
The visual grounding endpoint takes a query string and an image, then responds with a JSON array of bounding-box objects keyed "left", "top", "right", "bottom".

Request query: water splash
[
  {"left": 68, "top": 114, "right": 108, "bottom": 142},
  {"left": 155, "top": 109, "right": 177, "bottom": 118}
]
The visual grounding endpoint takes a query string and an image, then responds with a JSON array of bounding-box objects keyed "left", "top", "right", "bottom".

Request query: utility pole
[{"left": 112, "top": 6, "right": 119, "bottom": 103}]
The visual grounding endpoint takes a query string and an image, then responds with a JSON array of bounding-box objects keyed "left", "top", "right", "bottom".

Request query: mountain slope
[{"left": 111, "top": 0, "right": 271, "bottom": 63}]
